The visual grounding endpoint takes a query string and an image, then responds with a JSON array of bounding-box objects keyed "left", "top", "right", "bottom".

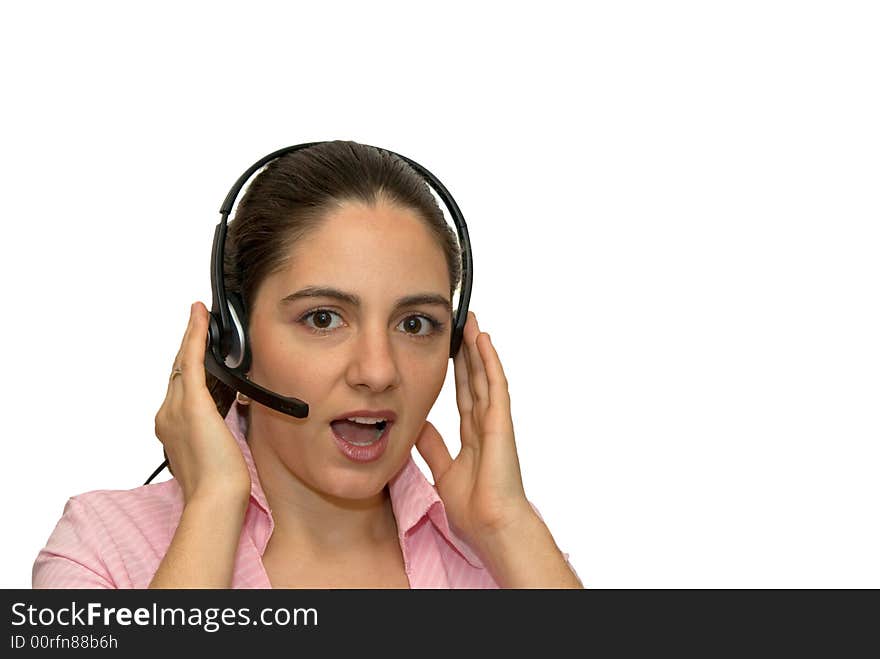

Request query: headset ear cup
[
  {"left": 450, "top": 307, "right": 466, "bottom": 359},
  {"left": 225, "top": 292, "right": 252, "bottom": 372},
  {"left": 207, "top": 310, "right": 223, "bottom": 361}
]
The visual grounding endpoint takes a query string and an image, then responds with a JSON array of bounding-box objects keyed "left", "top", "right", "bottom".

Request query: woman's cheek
[{"left": 415, "top": 357, "right": 449, "bottom": 406}]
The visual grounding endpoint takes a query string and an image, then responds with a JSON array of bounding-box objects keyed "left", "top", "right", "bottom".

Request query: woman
[{"left": 33, "top": 141, "right": 582, "bottom": 588}]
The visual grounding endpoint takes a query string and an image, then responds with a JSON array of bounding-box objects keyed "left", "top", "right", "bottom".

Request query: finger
[
  {"left": 464, "top": 311, "right": 489, "bottom": 409},
  {"left": 453, "top": 332, "right": 473, "bottom": 414},
  {"left": 414, "top": 421, "right": 453, "bottom": 485},
  {"left": 453, "top": 339, "right": 478, "bottom": 448},
  {"left": 167, "top": 304, "right": 197, "bottom": 405},
  {"left": 181, "top": 301, "right": 210, "bottom": 391},
  {"left": 477, "top": 332, "right": 511, "bottom": 417}
]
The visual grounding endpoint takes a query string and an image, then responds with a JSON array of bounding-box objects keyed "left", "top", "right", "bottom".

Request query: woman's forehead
[
  {"left": 263, "top": 202, "right": 450, "bottom": 304},
  {"left": 296, "top": 211, "right": 443, "bottom": 264}
]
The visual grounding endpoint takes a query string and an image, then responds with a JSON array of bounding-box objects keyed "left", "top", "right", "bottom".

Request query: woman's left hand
[{"left": 415, "top": 311, "right": 534, "bottom": 552}]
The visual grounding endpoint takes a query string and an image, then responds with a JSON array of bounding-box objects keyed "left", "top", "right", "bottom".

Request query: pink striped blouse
[{"left": 33, "top": 401, "right": 576, "bottom": 589}]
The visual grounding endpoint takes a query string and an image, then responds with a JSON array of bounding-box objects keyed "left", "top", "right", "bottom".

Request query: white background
[{"left": 1, "top": 1, "right": 878, "bottom": 588}]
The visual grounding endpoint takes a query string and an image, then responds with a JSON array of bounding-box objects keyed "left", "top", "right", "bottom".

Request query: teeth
[
  {"left": 345, "top": 416, "right": 388, "bottom": 424},
  {"left": 347, "top": 438, "right": 380, "bottom": 446}
]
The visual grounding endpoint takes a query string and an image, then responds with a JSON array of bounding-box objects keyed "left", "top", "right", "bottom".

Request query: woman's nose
[{"left": 345, "top": 323, "right": 401, "bottom": 392}]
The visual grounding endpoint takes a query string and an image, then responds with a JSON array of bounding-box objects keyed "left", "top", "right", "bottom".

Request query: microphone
[{"left": 203, "top": 313, "right": 309, "bottom": 419}]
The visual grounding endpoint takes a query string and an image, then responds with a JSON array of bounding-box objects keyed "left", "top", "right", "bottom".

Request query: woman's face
[{"left": 245, "top": 199, "right": 452, "bottom": 501}]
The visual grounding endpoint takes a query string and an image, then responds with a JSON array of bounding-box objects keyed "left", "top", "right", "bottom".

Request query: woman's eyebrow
[{"left": 279, "top": 286, "right": 452, "bottom": 313}]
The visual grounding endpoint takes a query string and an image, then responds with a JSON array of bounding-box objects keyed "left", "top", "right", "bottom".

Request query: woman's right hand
[{"left": 153, "top": 301, "right": 252, "bottom": 506}]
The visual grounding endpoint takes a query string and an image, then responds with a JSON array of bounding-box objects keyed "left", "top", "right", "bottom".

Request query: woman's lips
[{"left": 330, "top": 421, "right": 393, "bottom": 463}]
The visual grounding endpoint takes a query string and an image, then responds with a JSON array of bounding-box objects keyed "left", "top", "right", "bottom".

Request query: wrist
[
  {"left": 186, "top": 487, "right": 251, "bottom": 514},
  {"left": 472, "top": 504, "right": 543, "bottom": 559},
  {"left": 470, "top": 506, "right": 582, "bottom": 588},
  {"left": 470, "top": 499, "right": 544, "bottom": 563}
]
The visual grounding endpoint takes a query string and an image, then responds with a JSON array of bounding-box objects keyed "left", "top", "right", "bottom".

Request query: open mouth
[
  {"left": 329, "top": 418, "right": 390, "bottom": 446},
  {"left": 329, "top": 417, "right": 394, "bottom": 463}
]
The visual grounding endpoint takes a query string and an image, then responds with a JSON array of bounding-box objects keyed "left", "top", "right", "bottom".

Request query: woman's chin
[{"left": 317, "top": 476, "right": 389, "bottom": 503}]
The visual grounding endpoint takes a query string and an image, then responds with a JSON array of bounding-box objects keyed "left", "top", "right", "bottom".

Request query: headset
[{"left": 144, "top": 141, "right": 473, "bottom": 485}]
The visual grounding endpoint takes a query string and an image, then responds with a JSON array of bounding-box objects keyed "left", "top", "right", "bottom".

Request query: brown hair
[{"left": 207, "top": 140, "right": 463, "bottom": 419}]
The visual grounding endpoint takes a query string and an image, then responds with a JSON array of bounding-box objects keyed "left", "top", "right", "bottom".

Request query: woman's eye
[
  {"left": 301, "top": 309, "right": 345, "bottom": 333},
  {"left": 396, "top": 315, "right": 438, "bottom": 338},
  {"left": 298, "top": 309, "right": 443, "bottom": 339}
]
